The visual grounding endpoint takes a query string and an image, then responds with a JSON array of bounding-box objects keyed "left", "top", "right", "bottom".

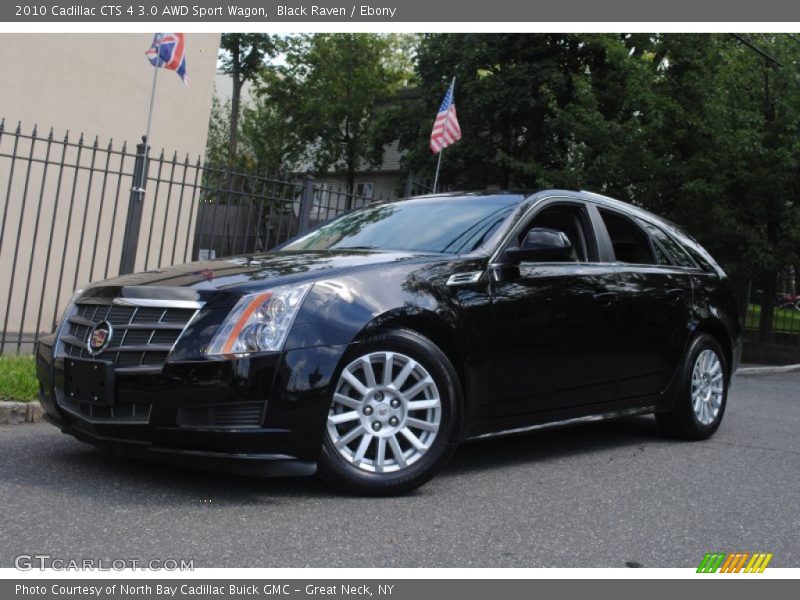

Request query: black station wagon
[{"left": 36, "top": 190, "right": 741, "bottom": 495}]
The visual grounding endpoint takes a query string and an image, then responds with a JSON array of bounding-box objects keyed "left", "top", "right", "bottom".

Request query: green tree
[
  {"left": 637, "top": 34, "right": 800, "bottom": 335},
  {"left": 257, "top": 34, "right": 403, "bottom": 202},
  {"left": 394, "top": 34, "right": 655, "bottom": 193},
  {"left": 205, "top": 94, "right": 233, "bottom": 166},
  {"left": 218, "top": 34, "right": 280, "bottom": 162}
]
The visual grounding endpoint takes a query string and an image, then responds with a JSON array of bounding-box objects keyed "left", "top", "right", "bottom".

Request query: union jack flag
[
  {"left": 429, "top": 79, "right": 461, "bottom": 154},
  {"left": 145, "top": 33, "right": 189, "bottom": 85}
]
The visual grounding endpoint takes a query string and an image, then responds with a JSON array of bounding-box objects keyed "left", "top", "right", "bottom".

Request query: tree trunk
[{"left": 229, "top": 39, "right": 241, "bottom": 164}]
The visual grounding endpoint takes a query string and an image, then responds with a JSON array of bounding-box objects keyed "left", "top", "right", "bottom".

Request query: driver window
[{"left": 521, "top": 204, "right": 593, "bottom": 262}]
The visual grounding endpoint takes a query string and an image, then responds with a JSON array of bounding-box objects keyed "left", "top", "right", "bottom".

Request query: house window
[{"left": 356, "top": 183, "right": 374, "bottom": 199}]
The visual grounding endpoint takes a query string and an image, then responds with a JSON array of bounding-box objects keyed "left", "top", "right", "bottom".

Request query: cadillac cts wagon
[{"left": 36, "top": 190, "right": 741, "bottom": 495}]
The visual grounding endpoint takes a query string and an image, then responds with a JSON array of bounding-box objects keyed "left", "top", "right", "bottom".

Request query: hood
[{"left": 83, "top": 249, "right": 438, "bottom": 298}]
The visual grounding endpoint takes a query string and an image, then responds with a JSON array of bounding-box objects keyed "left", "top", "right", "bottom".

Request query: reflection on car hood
[{"left": 87, "top": 250, "right": 437, "bottom": 292}]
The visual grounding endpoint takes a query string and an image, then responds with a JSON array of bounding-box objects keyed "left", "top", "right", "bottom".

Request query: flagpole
[
  {"left": 137, "top": 33, "right": 162, "bottom": 194},
  {"left": 118, "top": 34, "right": 165, "bottom": 275},
  {"left": 432, "top": 76, "right": 455, "bottom": 195},
  {"left": 433, "top": 148, "right": 443, "bottom": 194}
]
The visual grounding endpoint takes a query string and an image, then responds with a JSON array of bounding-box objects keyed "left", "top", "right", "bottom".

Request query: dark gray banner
[
  {"left": 3, "top": 580, "right": 798, "bottom": 600},
  {"left": 4, "top": 0, "right": 800, "bottom": 22}
]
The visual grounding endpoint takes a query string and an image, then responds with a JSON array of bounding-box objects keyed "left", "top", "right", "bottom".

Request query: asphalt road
[{"left": 1, "top": 372, "right": 798, "bottom": 568}]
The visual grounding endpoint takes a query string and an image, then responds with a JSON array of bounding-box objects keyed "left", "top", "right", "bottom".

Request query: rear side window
[
  {"left": 674, "top": 234, "right": 715, "bottom": 272},
  {"left": 599, "top": 209, "right": 656, "bottom": 265},
  {"left": 638, "top": 219, "right": 698, "bottom": 269}
]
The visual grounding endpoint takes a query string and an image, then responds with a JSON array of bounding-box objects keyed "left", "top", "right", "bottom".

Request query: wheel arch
[
  {"left": 693, "top": 318, "right": 734, "bottom": 377},
  {"left": 355, "top": 309, "right": 467, "bottom": 394},
  {"left": 659, "top": 316, "right": 734, "bottom": 411}
]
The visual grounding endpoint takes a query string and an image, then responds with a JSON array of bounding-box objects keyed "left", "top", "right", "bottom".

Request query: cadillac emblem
[{"left": 87, "top": 321, "right": 113, "bottom": 356}]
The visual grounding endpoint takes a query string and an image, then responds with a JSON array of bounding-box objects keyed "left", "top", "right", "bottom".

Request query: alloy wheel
[
  {"left": 327, "top": 351, "right": 441, "bottom": 473},
  {"left": 691, "top": 349, "right": 724, "bottom": 426}
]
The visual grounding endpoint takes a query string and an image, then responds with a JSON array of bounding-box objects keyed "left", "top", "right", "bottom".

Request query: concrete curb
[
  {"left": 736, "top": 364, "right": 800, "bottom": 377},
  {"left": 0, "top": 400, "right": 44, "bottom": 425}
]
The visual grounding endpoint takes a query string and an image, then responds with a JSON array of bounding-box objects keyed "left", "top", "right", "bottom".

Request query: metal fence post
[
  {"left": 119, "top": 136, "right": 149, "bottom": 275},
  {"left": 298, "top": 174, "right": 314, "bottom": 235}
]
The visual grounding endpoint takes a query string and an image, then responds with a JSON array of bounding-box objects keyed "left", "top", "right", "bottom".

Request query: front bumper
[
  {"left": 43, "top": 411, "right": 315, "bottom": 477},
  {"left": 36, "top": 337, "right": 347, "bottom": 477}
]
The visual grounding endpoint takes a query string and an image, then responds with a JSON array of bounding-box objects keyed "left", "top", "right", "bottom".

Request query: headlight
[{"left": 206, "top": 283, "right": 312, "bottom": 357}]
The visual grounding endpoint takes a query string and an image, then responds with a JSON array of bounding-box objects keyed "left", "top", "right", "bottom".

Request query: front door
[{"left": 488, "top": 201, "right": 620, "bottom": 417}]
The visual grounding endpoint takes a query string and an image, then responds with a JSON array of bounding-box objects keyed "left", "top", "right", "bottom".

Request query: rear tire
[
  {"left": 318, "top": 328, "right": 463, "bottom": 496},
  {"left": 656, "top": 333, "right": 729, "bottom": 440}
]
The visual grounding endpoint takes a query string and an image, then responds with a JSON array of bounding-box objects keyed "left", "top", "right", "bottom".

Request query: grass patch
[
  {"left": 745, "top": 304, "right": 800, "bottom": 334},
  {"left": 0, "top": 355, "right": 38, "bottom": 402}
]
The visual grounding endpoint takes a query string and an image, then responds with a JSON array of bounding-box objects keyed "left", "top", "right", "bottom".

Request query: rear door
[{"left": 594, "top": 208, "right": 693, "bottom": 399}]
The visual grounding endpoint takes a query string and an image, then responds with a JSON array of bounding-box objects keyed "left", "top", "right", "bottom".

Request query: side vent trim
[{"left": 446, "top": 271, "right": 484, "bottom": 286}]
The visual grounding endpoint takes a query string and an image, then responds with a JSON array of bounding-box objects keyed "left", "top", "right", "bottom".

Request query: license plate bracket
[{"left": 64, "top": 358, "right": 115, "bottom": 405}]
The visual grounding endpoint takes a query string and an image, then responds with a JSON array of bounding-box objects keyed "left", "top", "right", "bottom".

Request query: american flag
[
  {"left": 429, "top": 79, "right": 461, "bottom": 154},
  {"left": 145, "top": 33, "right": 189, "bottom": 85}
]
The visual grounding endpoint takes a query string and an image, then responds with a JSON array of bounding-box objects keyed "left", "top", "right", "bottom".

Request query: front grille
[{"left": 59, "top": 303, "right": 196, "bottom": 372}]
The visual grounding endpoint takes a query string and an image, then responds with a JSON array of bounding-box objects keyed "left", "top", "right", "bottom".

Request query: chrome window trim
[{"left": 606, "top": 261, "right": 703, "bottom": 273}]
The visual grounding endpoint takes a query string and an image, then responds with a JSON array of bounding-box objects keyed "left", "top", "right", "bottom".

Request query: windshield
[{"left": 281, "top": 195, "right": 522, "bottom": 254}]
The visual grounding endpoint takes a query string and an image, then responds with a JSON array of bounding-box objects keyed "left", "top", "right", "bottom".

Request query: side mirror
[{"left": 505, "top": 228, "right": 574, "bottom": 263}]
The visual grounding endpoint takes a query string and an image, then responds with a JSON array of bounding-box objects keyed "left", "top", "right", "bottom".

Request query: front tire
[
  {"left": 318, "top": 329, "right": 463, "bottom": 496},
  {"left": 656, "top": 333, "right": 729, "bottom": 440}
]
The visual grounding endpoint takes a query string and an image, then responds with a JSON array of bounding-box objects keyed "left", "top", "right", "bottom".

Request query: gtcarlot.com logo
[
  {"left": 14, "top": 554, "right": 194, "bottom": 571},
  {"left": 697, "top": 552, "right": 773, "bottom": 573}
]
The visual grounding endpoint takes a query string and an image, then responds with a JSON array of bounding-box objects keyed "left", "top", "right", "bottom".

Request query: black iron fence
[
  {"left": 741, "top": 266, "right": 800, "bottom": 363},
  {"left": 192, "top": 169, "right": 376, "bottom": 260},
  {"left": 403, "top": 177, "right": 435, "bottom": 197},
  {"left": 0, "top": 120, "right": 381, "bottom": 355}
]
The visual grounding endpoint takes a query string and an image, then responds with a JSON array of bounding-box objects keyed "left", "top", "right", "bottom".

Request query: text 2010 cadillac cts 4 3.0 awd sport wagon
[{"left": 36, "top": 190, "right": 741, "bottom": 495}]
